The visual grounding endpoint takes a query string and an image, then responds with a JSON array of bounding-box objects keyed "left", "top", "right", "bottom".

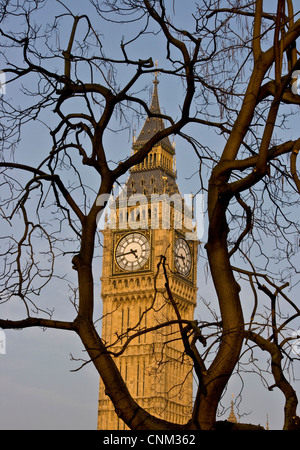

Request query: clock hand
[
  {"left": 130, "top": 248, "right": 139, "bottom": 259},
  {"left": 116, "top": 249, "right": 138, "bottom": 258},
  {"left": 176, "top": 254, "right": 186, "bottom": 261}
]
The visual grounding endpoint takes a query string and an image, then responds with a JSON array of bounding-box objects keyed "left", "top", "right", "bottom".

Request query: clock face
[
  {"left": 115, "top": 232, "right": 150, "bottom": 271},
  {"left": 174, "top": 238, "right": 192, "bottom": 277}
]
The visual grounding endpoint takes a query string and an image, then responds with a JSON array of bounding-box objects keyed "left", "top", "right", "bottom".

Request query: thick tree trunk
[
  {"left": 75, "top": 317, "right": 186, "bottom": 430},
  {"left": 197, "top": 178, "right": 244, "bottom": 430}
]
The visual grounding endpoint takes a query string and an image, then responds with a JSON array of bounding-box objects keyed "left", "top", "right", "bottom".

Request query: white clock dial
[
  {"left": 115, "top": 233, "right": 150, "bottom": 271},
  {"left": 174, "top": 238, "right": 192, "bottom": 277}
]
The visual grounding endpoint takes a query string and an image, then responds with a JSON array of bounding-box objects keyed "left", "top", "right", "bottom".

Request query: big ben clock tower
[{"left": 97, "top": 74, "right": 198, "bottom": 430}]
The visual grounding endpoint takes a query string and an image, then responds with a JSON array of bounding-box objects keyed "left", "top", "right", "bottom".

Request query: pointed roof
[
  {"left": 266, "top": 414, "right": 269, "bottom": 430},
  {"left": 133, "top": 74, "right": 174, "bottom": 154},
  {"left": 227, "top": 397, "right": 238, "bottom": 423},
  {"left": 126, "top": 72, "right": 179, "bottom": 197}
]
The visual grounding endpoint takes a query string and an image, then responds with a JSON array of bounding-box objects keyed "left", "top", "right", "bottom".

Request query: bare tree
[{"left": 0, "top": 0, "right": 300, "bottom": 430}]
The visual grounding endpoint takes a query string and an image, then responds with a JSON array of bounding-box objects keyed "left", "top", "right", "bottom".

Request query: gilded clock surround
[
  {"left": 173, "top": 231, "right": 195, "bottom": 283},
  {"left": 113, "top": 230, "right": 152, "bottom": 275}
]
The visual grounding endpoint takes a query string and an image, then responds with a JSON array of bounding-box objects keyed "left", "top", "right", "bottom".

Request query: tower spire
[
  {"left": 127, "top": 64, "right": 178, "bottom": 195},
  {"left": 227, "top": 394, "right": 238, "bottom": 424},
  {"left": 153, "top": 60, "right": 160, "bottom": 87},
  {"left": 133, "top": 65, "right": 174, "bottom": 154}
]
